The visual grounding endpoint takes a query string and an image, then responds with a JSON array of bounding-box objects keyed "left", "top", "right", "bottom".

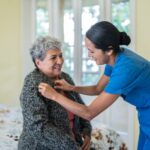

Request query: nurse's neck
[{"left": 107, "top": 53, "right": 117, "bottom": 66}]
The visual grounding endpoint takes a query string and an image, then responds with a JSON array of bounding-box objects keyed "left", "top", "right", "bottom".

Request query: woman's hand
[
  {"left": 81, "top": 135, "right": 91, "bottom": 150},
  {"left": 38, "top": 82, "right": 59, "bottom": 100},
  {"left": 54, "top": 79, "right": 74, "bottom": 91}
]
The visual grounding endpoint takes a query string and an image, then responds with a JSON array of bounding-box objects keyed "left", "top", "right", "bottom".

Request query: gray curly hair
[{"left": 30, "top": 36, "right": 62, "bottom": 65}]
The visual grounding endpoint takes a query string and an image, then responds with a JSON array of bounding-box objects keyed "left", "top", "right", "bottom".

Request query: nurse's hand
[
  {"left": 38, "top": 82, "right": 59, "bottom": 100},
  {"left": 54, "top": 79, "right": 74, "bottom": 91}
]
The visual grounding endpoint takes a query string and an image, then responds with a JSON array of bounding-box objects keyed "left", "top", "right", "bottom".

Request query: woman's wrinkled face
[
  {"left": 85, "top": 37, "right": 110, "bottom": 65},
  {"left": 35, "top": 49, "right": 64, "bottom": 78}
]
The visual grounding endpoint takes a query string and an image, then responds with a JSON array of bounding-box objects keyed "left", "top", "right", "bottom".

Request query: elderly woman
[{"left": 18, "top": 36, "right": 92, "bottom": 150}]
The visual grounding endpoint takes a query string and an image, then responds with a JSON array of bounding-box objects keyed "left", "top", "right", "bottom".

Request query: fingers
[
  {"left": 38, "top": 83, "right": 45, "bottom": 93},
  {"left": 54, "top": 79, "right": 63, "bottom": 85},
  {"left": 38, "top": 82, "right": 53, "bottom": 99},
  {"left": 54, "top": 85, "right": 62, "bottom": 89},
  {"left": 38, "top": 82, "right": 50, "bottom": 94},
  {"left": 54, "top": 79, "right": 65, "bottom": 89},
  {"left": 81, "top": 135, "right": 91, "bottom": 150},
  {"left": 81, "top": 140, "right": 90, "bottom": 150},
  {"left": 81, "top": 141, "right": 91, "bottom": 150},
  {"left": 54, "top": 79, "right": 73, "bottom": 91},
  {"left": 38, "top": 82, "right": 46, "bottom": 89}
]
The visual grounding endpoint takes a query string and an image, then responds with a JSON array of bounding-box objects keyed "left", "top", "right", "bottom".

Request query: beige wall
[
  {"left": 0, "top": 0, "right": 22, "bottom": 106},
  {"left": 136, "top": 0, "right": 150, "bottom": 59},
  {"left": 134, "top": 0, "right": 150, "bottom": 149}
]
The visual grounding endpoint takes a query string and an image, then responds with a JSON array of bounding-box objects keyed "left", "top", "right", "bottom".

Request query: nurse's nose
[{"left": 88, "top": 51, "right": 93, "bottom": 58}]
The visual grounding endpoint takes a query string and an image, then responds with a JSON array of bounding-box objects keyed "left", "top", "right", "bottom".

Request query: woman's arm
[
  {"left": 55, "top": 75, "right": 109, "bottom": 95},
  {"left": 38, "top": 83, "right": 119, "bottom": 120}
]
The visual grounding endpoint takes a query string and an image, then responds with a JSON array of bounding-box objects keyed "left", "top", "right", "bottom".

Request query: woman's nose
[{"left": 57, "top": 57, "right": 64, "bottom": 64}]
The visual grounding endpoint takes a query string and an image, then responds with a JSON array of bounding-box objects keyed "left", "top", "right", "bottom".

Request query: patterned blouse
[{"left": 18, "top": 68, "right": 92, "bottom": 150}]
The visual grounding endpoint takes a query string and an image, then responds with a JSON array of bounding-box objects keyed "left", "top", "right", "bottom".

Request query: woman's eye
[
  {"left": 59, "top": 54, "right": 63, "bottom": 58},
  {"left": 49, "top": 56, "right": 56, "bottom": 60},
  {"left": 48, "top": 54, "right": 63, "bottom": 60}
]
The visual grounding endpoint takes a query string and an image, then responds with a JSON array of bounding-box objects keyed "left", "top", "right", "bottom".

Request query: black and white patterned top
[{"left": 18, "top": 68, "right": 92, "bottom": 150}]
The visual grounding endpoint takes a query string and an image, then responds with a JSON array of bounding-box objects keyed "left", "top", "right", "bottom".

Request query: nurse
[{"left": 38, "top": 21, "right": 150, "bottom": 150}]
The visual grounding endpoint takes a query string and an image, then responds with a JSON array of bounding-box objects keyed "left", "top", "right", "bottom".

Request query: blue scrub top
[{"left": 104, "top": 47, "right": 150, "bottom": 135}]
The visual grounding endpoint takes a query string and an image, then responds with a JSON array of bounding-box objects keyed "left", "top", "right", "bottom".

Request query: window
[
  {"left": 22, "top": 0, "right": 135, "bottom": 149},
  {"left": 112, "top": 0, "right": 130, "bottom": 33},
  {"left": 63, "top": 0, "right": 101, "bottom": 85},
  {"left": 35, "top": 0, "right": 49, "bottom": 37}
]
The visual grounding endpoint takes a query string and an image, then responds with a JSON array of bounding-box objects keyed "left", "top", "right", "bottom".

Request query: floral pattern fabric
[{"left": 0, "top": 105, "right": 128, "bottom": 150}]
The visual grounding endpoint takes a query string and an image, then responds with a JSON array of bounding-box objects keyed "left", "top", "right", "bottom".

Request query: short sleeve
[
  {"left": 104, "top": 62, "right": 141, "bottom": 95},
  {"left": 104, "top": 65, "right": 113, "bottom": 76}
]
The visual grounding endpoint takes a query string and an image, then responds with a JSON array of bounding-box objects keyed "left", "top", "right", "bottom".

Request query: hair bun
[{"left": 119, "top": 32, "right": 131, "bottom": 46}]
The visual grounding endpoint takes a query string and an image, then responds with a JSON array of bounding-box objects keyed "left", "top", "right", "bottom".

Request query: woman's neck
[{"left": 49, "top": 75, "right": 60, "bottom": 82}]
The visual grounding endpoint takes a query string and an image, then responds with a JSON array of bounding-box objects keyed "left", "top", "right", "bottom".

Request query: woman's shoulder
[
  {"left": 25, "top": 68, "right": 39, "bottom": 77},
  {"left": 61, "top": 72, "right": 72, "bottom": 80},
  {"left": 61, "top": 72, "right": 74, "bottom": 85},
  {"left": 24, "top": 68, "right": 47, "bottom": 85}
]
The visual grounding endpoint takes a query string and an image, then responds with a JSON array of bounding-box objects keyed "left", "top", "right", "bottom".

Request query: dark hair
[{"left": 86, "top": 21, "right": 131, "bottom": 54}]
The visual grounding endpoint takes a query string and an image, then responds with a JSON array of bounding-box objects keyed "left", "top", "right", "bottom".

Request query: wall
[
  {"left": 134, "top": 0, "right": 150, "bottom": 149},
  {"left": 0, "top": 0, "right": 22, "bottom": 106},
  {"left": 136, "top": 0, "right": 150, "bottom": 59}
]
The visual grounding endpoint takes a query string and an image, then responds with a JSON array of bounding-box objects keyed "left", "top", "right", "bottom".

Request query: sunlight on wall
[
  {"left": 136, "top": 0, "right": 150, "bottom": 59},
  {"left": 0, "top": 0, "right": 22, "bottom": 106},
  {"left": 134, "top": 0, "right": 150, "bottom": 149}
]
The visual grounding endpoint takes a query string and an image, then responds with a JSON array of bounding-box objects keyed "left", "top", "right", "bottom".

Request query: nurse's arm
[
  {"left": 71, "top": 75, "right": 109, "bottom": 95},
  {"left": 55, "top": 75, "right": 109, "bottom": 96},
  {"left": 53, "top": 91, "right": 119, "bottom": 121}
]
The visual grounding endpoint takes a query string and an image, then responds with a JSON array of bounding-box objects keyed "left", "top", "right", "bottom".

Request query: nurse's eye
[
  {"left": 90, "top": 51, "right": 94, "bottom": 54},
  {"left": 88, "top": 49, "right": 94, "bottom": 54}
]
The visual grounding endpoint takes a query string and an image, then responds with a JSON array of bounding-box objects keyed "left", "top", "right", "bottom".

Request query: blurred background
[{"left": 0, "top": 0, "right": 150, "bottom": 149}]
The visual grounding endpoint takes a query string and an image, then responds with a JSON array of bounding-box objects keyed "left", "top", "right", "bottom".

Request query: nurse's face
[{"left": 85, "top": 37, "right": 110, "bottom": 65}]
